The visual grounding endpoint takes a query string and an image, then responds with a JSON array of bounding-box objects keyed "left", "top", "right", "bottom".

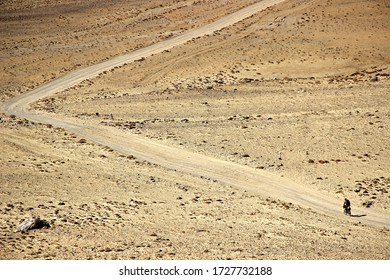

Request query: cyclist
[{"left": 343, "top": 198, "right": 351, "bottom": 215}]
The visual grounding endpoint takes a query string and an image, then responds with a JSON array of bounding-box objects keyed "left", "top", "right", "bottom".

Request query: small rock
[
  {"left": 16, "top": 217, "right": 50, "bottom": 232},
  {"left": 370, "top": 75, "right": 379, "bottom": 82},
  {"left": 362, "top": 201, "right": 373, "bottom": 208}
]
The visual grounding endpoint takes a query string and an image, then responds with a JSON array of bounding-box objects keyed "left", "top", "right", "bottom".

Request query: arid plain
[{"left": 1, "top": 0, "right": 389, "bottom": 259}]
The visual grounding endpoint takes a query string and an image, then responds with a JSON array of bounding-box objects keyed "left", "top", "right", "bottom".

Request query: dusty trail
[{"left": 1, "top": 0, "right": 389, "bottom": 228}]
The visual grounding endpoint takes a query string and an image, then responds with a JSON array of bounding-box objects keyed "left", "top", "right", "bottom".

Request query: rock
[
  {"left": 362, "top": 201, "right": 373, "bottom": 208},
  {"left": 16, "top": 217, "right": 50, "bottom": 232},
  {"left": 318, "top": 160, "right": 329, "bottom": 164},
  {"left": 370, "top": 75, "right": 379, "bottom": 82}
]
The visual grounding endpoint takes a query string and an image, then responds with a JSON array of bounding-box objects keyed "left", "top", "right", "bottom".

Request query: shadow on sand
[{"left": 350, "top": 214, "right": 367, "bottom": 218}]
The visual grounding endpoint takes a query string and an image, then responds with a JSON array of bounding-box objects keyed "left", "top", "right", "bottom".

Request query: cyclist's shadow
[{"left": 350, "top": 214, "right": 367, "bottom": 218}]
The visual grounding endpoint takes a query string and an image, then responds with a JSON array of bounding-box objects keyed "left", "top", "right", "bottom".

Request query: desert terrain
[{"left": 1, "top": 0, "right": 389, "bottom": 260}]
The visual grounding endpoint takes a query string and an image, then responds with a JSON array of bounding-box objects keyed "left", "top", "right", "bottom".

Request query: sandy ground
[{"left": 1, "top": 0, "right": 390, "bottom": 259}]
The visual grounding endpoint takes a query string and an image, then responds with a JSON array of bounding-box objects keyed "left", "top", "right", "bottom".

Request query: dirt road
[{"left": 1, "top": 0, "right": 389, "bottom": 228}]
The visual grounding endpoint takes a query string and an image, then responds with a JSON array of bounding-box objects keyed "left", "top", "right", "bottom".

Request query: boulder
[{"left": 16, "top": 217, "right": 50, "bottom": 232}]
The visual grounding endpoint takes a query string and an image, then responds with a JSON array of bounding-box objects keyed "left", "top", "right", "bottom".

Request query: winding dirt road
[{"left": 1, "top": 0, "right": 389, "bottom": 227}]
